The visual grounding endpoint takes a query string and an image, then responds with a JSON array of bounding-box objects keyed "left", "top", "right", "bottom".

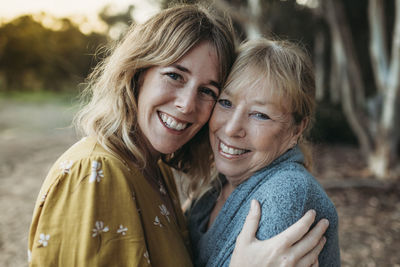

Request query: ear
[{"left": 289, "top": 117, "right": 308, "bottom": 146}]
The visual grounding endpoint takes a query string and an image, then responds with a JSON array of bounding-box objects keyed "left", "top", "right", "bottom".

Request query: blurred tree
[
  {"left": 159, "top": 0, "right": 399, "bottom": 179},
  {"left": 160, "top": 0, "right": 316, "bottom": 43},
  {"left": 0, "top": 15, "right": 107, "bottom": 92},
  {"left": 98, "top": 5, "right": 135, "bottom": 39},
  {"left": 316, "top": 0, "right": 400, "bottom": 179}
]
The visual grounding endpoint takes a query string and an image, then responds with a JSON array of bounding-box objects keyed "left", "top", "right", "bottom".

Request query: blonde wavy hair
[
  {"left": 73, "top": 4, "right": 236, "bottom": 196},
  {"left": 223, "top": 38, "right": 316, "bottom": 169}
]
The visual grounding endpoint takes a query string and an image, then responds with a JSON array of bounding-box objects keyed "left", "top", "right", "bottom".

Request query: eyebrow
[
  {"left": 224, "top": 90, "right": 276, "bottom": 106},
  {"left": 172, "top": 63, "right": 221, "bottom": 89},
  {"left": 255, "top": 100, "right": 267, "bottom": 105}
]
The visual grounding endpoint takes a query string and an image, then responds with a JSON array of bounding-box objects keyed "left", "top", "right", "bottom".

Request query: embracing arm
[{"left": 230, "top": 200, "right": 329, "bottom": 267}]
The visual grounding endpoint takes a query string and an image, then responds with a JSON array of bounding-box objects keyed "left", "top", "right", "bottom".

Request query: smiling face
[
  {"left": 209, "top": 70, "right": 304, "bottom": 186},
  {"left": 137, "top": 41, "right": 220, "bottom": 157}
]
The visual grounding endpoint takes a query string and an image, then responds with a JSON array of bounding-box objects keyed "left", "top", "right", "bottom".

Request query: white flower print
[
  {"left": 159, "top": 204, "right": 170, "bottom": 223},
  {"left": 117, "top": 225, "right": 128, "bottom": 235},
  {"left": 40, "top": 192, "right": 47, "bottom": 203},
  {"left": 89, "top": 160, "right": 104, "bottom": 183},
  {"left": 38, "top": 233, "right": 50, "bottom": 247},
  {"left": 153, "top": 216, "right": 163, "bottom": 228},
  {"left": 39, "top": 192, "right": 48, "bottom": 207},
  {"left": 144, "top": 250, "right": 151, "bottom": 264},
  {"left": 158, "top": 181, "right": 167, "bottom": 195},
  {"left": 59, "top": 160, "right": 73, "bottom": 174},
  {"left": 92, "top": 221, "right": 109, "bottom": 237}
]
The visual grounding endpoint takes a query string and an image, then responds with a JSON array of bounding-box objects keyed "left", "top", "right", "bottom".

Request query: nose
[
  {"left": 174, "top": 86, "right": 197, "bottom": 114},
  {"left": 224, "top": 110, "right": 246, "bottom": 138}
]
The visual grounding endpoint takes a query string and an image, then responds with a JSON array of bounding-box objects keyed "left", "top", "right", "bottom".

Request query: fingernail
[
  {"left": 322, "top": 236, "right": 327, "bottom": 244},
  {"left": 322, "top": 219, "right": 329, "bottom": 226},
  {"left": 309, "top": 209, "right": 316, "bottom": 216}
]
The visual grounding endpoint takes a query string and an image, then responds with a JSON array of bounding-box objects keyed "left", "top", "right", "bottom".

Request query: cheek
[
  {"left": 252, "top": 126, "right": 282, "bottom": 149},
  {"left": 201, "top": 101, "right": 216, "bottom": 118},
  {"left": 208, "top": 109, "right": 222, "bottom": 133},
  {"left": 273, "top": 130, "right": 294, "bottom": 153},
  {"left": 190, "top": 104, "right": 212, "bottom": 129}
]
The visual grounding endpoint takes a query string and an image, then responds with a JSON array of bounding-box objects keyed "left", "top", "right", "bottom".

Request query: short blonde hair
[
  {"left": 74, "top": 4, "right": 236, "bottom": 195},
  {"left": 224, "top": 38, "right": 316, "bottom": 168}
]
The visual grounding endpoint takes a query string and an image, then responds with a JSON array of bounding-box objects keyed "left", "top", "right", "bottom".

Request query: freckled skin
[{"left": 137, "top": 41, "right": 220, "bottom": 157}]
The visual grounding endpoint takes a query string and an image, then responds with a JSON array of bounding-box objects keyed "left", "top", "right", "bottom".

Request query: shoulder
[
  {"left": 56, "top": 137, "right": 132, "bottom": 170},
  {"left": 253, "top": 161, "right": 338, "bottom": 230},
  {"left": 29, "top": 139, "right": 148, "bottom": 266},
  {"left": 38, "top": 137, "right": 140, "bottom": 202},
  {"left": 254, "top": 161, "right": 313, "bottom": 204}
]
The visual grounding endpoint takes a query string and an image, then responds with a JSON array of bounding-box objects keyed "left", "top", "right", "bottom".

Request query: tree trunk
[
  {"left": 215, "top": 0, "right": 263, "bottom": 39},
  {"left": 323, "top": 0, "right": 373, "bottom": 156},
  {"left": 314, "top": 30, "right": 326, "bottom": 101},
  {"left": 368, "top": 0, "right": 400, "bottom": 179}
]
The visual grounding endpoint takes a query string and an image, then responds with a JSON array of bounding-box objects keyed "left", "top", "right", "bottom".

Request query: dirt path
[{"left": 0, "top": 99, "right": 78, "bottom": 266}]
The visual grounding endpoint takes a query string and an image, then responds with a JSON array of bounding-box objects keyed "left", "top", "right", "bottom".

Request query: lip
[
  {"left": 157, "top": 111, "right": 192, "bottom": 134},
  {"left": 217, "top": 138, "right": 250, "bottom": 159}
]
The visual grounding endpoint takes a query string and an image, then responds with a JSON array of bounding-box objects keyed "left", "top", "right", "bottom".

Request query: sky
[{"left": 0, "top": 0, "right": 160, "bottom": 32}]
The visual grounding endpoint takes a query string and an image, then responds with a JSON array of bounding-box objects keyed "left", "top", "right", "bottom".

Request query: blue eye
[
  {"left": 218, "top": 99, "right": 232, "bottom": 108},
  {"left": 166, "top": 72, "right": 182, "bottom": 81},
  {"left": 200, "top": 87, "right": 218, "bottom": 101},
  {"left": 252, "top": 112, "right": 270, "bottom": 120}
]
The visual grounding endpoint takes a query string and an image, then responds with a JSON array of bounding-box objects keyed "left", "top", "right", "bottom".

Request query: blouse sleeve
[{"left": 28, "top": 155, "right": 152, "bottom": 267}]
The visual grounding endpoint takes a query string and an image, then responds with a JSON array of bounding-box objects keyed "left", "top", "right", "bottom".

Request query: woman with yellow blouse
[{"left": 28, "top": 4, "right": 328, "bottom": 267}]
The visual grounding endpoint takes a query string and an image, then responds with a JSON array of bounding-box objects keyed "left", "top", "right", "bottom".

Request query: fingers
[
  {"left": 311, "top": 260, "right": 319, "bottom": 267},
  {"left": 237, "top": 199, "right": 261, "bottom": 243},
  {"left": 292, "top": 218, "right": 328, "bottom": 259},
  {"left": 274, "top": 210, "right": 316, "bottom": 246},
  {"left": 296, "top": 236, "right": 325, "bottom": 267}
]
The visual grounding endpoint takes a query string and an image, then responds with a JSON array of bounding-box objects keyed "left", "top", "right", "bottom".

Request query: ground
[{"left": 0, "top": 98, "right": 399, "bottom": 266}]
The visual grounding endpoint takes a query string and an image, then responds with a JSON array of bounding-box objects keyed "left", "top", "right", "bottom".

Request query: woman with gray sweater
[{"left": 188, "top": 38, "right": 340, "bottom": 267}]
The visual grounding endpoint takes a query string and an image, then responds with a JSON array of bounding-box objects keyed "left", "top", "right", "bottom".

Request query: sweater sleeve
[
  {"left": 255, "top": 169, "right": 341, "bottom": 267},
  {"left": 28, "top": 155, "right": 152, "bottom": 267}
]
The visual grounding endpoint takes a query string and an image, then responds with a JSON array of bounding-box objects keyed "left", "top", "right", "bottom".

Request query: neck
[{"left": 221, "top": 182, "right": 235, "bottom": 201}]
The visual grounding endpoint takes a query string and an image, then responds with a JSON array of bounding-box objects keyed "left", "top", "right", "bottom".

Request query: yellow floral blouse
[{"left": 28, "top": 137, "right": 193, "bottom": 267}]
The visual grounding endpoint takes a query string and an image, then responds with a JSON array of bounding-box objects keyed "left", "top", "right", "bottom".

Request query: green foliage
[
  {"left": 0, "top": 15, "right": 107, "bottom": 92},
  {"left": 0, "top": 90, "right": 79, "bottom": 105}
]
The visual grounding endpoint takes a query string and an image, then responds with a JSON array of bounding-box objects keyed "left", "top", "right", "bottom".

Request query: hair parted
[
  {"left": 224, "top": 38, "right": 316, "bottom": 169},
  {"left": 73, "top": 4, "right": 236, "bottom": 196}
]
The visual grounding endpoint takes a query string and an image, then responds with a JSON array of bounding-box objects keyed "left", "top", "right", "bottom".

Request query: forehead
[
  {"left": 224, "top": 65, "right": 291, "bottom": 111},
  {"left": 225, "top": 67, "right": 270, "bottom": 97},
  {"left": 174, "top": 41, "right": 220, "bottom": 80}
]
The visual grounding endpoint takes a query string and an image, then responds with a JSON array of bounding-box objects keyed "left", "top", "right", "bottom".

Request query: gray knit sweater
[{"left": 188, "top": 146, "right": 340, "bottom": 267}]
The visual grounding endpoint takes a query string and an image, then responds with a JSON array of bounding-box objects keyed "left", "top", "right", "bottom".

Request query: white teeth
[
  {"left": 167, "top": 117, "right": 173, "bottom": 125},
  {"left": 175, "top": 122, "right": 185, "bottom": 130},
  {"left": 160, "top": 112, "right": 188, "bottom": 131},
  {"left": 220, "top": 142, "right": 247, "bottom": 155}
]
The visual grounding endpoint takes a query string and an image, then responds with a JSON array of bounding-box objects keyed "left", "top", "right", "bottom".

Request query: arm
[
  {"left": 28, "top": 156, "right": 151, "bottom": 266},
  {"left": 230, "top": 200, "right": 328, "bottom": 267}
]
